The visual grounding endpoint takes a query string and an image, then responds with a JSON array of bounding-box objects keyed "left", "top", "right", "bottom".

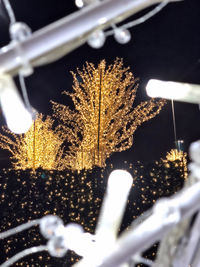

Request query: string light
[
  {"left": 0, "top": 114, "right": 66, "bottom": 170},
  {"left": 87, "top": 30, "right": 106, "bottom": 49},
  {"left": 113, "top": 27, "right": 131, "bottom": 44},
  {"left": 75, "top": 0, "right": 98, "bottom": 8},
  {"left": 83, "top": 0, "right": 169, "bottom": 47},
  {"left": 0, "top": 163, "right": 187, "bottom": 266},
  {"left": 39, "top": 215, "right": 64, "bottom": 239},
  {"left": 52, "top": 58, "right": 165, "bottom": 171},
  {"left": 162, "top": 148, "right": 187, "bottom": 179},
  {"left": 108, "top": 1, "right": 169, "bottom": 35}
]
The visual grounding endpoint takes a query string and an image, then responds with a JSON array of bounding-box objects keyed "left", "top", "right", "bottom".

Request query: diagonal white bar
[
  {"left": 0, "top": 0, "right": 182, "bottom": 76},
  {"left": 96, "top": 182, "right": 200, "bottom": 267}
]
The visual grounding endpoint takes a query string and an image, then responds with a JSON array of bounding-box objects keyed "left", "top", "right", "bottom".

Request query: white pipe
[
  {"left": 146, "top": 79, "right": 200, "bottom": 104},
  {"left": 75, "top": 170, "right": 133, "bottom": 267},
  {"left": 0, "top": 0, "right": 182, "bottom": 76},
  {"left": 96, "top": 182, "right": 200, "bottom": 267},
  {"left": 0, "top": 73, "right": 32, "bottom": 133},
  {"left": 95, "top": 170, "right": 133, "bottom": 242}
]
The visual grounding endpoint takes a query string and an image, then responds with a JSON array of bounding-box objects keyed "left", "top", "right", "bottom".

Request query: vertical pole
[
  {"left": 97, "top": 68, "right": 102, "bottom": 166},
  {"left": 33, "top": 121, "right": 36, "bottom": 171},
  {"left": 171, "top": 99, "right": 177, "bottom": 146},
  {"left": 81, "top": 146, "right": 83, "bottom": 170}
]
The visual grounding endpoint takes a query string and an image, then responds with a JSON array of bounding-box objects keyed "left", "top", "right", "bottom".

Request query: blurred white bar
[
  {"left": 95, "top": 170, "right": 133, "bottom": 241},
  {"left": 191, "top": 242, "right": 200, "bottom": 267},
  {"left": 0, "top": 73, "right": 32, "bottom": 133},
  {"left": 96, "top": 182, "right": 200, "bottom": 267},
  {"left": 75, "top": 170, "right": 133, "bottom": 267},
  {"left": 146, "top": 79, "right": 200, "bottom": 104},
  {"left": 172, "top": 213, "right": 200, "bottom": 267},
  {"left": 0, "top": 0, "right": 182, "bottom": 76}
]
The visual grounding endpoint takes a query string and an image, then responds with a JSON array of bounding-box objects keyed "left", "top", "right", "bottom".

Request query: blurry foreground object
[
  {"left": 146, "top": 79, "right": 200, "bottom": 104},
  {"left": 90, "top": 140, "right": 200, "bottom": 267},
  {"left": 0, "top": 170, "right": 133, "bottom": 267},
  {"left": 0, "top": 73, "right": 32, "bottom": 134},
  {"left": 0, "top": 0, "right": 182, "bottom": 75}
]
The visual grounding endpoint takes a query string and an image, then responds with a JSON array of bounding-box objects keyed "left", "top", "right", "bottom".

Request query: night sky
[{"left": 0, "top": 0, "right": 199, "bottom": 266}]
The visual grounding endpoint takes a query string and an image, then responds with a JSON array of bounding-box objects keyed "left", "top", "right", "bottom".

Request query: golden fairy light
[
  {"left": 0, "top": 114, "right": 66, "bottom": 171},
  {"left": 162, "top": 149, "right": 188, "bottom": 179},
  {"left": 52, "top": 58, "right": 165, "bottom": 170},
  {"left": 0, "top": 159, "right": 186, "bottom": 266},
  {"left": 165, "top": 149, "right": 185, "bottom": 162}
]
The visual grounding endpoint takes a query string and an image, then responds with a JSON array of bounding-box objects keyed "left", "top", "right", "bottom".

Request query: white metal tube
[
  {"left": 172, "top": 213, "right": 200, "bottom": 267},
  {"left": 0, "top": 0, "right": 181, "bottom": 76},
  {"left": 0, "top": 73, "right": 33, "bottom": 133},
  {"left": 97, "top": 182, "right": 200, "bottom": 267},
  {"left": 146, "top": 79, "right": 200, "bottom": 104},
  {"left": 75, "top": 170, "right": 133, "bottom": 267},
  {"left": 191, "top": 242, "right": 200, "bottom": 267},
  {"left": 95, "top": 170, "right": 133, "bottom": 242}
]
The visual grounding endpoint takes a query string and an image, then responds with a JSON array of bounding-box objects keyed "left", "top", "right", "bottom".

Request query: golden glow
[
  {"left": 162, "top": 149, "right": 188, "bottom": 179},
  {"left": 165, "top": 149, "right": 185, "bottom": 162},
  {"left": 0, "top": 114, "right": 66, "bottom": 171},
  {"left": 0, "top": 159, "right": 187, "bottom": 266},
  {"left": 52, "top": 58, "right": 165, "bottom": 170}
]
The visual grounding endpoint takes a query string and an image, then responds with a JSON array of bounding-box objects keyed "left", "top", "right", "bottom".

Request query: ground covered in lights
[{"left": 0, "top": 159, "right": 186, "bottom": 266}]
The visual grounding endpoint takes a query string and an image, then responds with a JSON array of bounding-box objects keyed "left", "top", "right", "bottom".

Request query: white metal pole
[
  {"left": 0, "top": 0, "right": 182, "bottom": 76},
  {"left": 96, "top": 182, "right": 200, "bottom": 267}
]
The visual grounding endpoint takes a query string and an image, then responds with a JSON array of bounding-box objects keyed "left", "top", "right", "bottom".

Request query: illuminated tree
[
  {"left": 52, "top": 58, "right": 165, "bottom": 170},
  {"left": 0, "top": 114, "right": 66, "bottom": 171},
  {"left": 165, "top": 149, "right": 186, "bottom": 162}
]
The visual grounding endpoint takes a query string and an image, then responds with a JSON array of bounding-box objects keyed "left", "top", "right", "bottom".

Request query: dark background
[{"left": 0, "top": 0, "right": 199, "bottom": 165}]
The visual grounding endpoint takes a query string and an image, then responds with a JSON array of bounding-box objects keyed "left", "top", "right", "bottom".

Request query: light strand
[
  {"left": 132, "top": 254, "right": 153, "bottom": 266},
  {"left": 105, "top": 0, "right": 169, "bottom": 36},
  {"left": 2, "top": 0, "right": 34, "bottom": 114},
  {"left": 171, "top": 99, "right": 178, "bottom": 144},
  {"left": 19, "top": 73, "right": 34, "bottom": 114},
  {"left": 0, "top": 219, "right": 41, "bottom": 239},
  {"left": 1, "top": 246, "right": 48, "bottom": 267},
  {"left": 2, "top": 0, "right": 16, "bottom": 25}
]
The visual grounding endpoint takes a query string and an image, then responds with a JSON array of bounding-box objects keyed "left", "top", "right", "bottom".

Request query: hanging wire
[
  {"left": 1, "top": 245, "right": 48, "bottom": 267},
  {"left": 0, "top": 219, "right": 41, "bottom": 239},
  {"left": 105, "top": 0, "right": 169, "bottom": 36},
  {"left": 2, "top": 0, "right": 16, "bottom": 25},
  {"left": 171, "top": 99, "right": 177, "bottom": 144},
  {"left": 131, "top": 254, "right": 153, "bottom": 266},
  {"left": 106, "top": 0, "right": 177, "bottom": 149},
  {"left": 2, "top": 0, "right": 34, "bottom": 116},
  {"left": 19, "top": 73, "right": 33, "bottom": 113}
]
